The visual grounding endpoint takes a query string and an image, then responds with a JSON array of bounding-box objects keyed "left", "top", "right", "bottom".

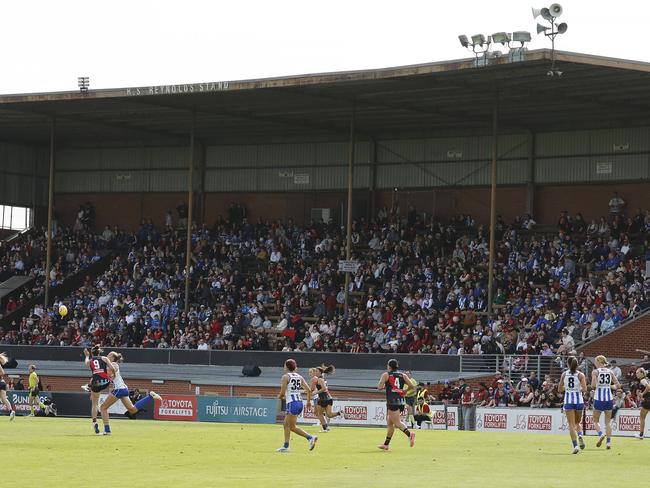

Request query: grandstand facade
[{"left": 1, "top": 48, "right": 650, "bottom": 401}]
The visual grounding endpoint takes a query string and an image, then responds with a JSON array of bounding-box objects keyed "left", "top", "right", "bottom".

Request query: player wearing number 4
[
  {"left": 559, "top": 356, "right": 587, "bottom": 454},
  {"left": 377, "top": 359, "right": 416, "bottom": 451},
  {"left": 591, "top": 355, "right": 621, "bottom": 449},
  {"left": 277, "top": 359, "right": 317, "bottom": 452},
  {"left": 635, "top": 367, "right": 650, "bottom": 440}
]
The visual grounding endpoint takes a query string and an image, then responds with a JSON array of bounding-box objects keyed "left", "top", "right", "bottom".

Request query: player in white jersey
[
  {"left": 591, "top": 355, "right": 620, "bottom": 449},
  {"left": 635, "top": 367, "right": 650, "bottom": 439},
  {"left": 0, "top": 353, "right": 16, "bottom": 421},
  {"left": 98, "top": 352, "right": 162, "bottom": 435},
  {"left": 277, "top": 358, "right": 317, "bottom": 452},
  {"left": 559, "top": 356, "right": 587, "bottom": 454}
]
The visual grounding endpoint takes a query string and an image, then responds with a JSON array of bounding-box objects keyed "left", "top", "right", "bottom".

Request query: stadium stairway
[{"left": 0, "top": 251, "right": 115, "bottom": 329}]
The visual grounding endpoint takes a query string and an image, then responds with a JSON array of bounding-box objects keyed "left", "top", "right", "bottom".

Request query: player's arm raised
[
  {"left": 301, "top": 376, "right": 312, "bottom": 402},
  {"left": 378, "top": 372, "right": 389, "bottom": 390},
  {"left": 278, "top": 374, "right": 288, "bottom": 399},
  {"left": 403, "top": 371, "right": 417, "bottom": 389},
  {"left": 579, "top": 372, "right": 587, "bottom": 393}
]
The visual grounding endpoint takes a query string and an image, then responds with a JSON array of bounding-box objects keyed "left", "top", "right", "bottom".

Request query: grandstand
[{"left": 1, "top": 47, "right": 650, "bottom": 414}]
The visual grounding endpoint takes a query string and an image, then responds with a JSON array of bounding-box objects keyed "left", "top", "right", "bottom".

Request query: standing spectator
[
  {"left": 177, "top": 202, "right": 188, "bottom": 228},
  {"left": 460, "top": 385, "right": 475, "bottom": 431},
  {"left": 610, "top": 360, "right": 622, "bottom": 381},
  {"left": 608, "top": 192, "right": 625, "bottom": 217}
]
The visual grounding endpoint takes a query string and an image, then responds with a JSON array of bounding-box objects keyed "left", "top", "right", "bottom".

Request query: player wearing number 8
[
  {"left": 559, "top": 356, "right": 587, "bottom": 454},
  {"left": 591, "top": 355, "right": 621, "bottom": 449},
  {"left": 377, "top": 359, "right": 417, "bottom": 451}
]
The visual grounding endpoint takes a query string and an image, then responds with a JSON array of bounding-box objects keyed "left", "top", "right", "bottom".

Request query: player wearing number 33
[
  {"left": 377, "top": 359, "right": 417, "bottom": 451},
  {"left": 559, "top": 356, "right": 588, "bottom": 454},
  {"left": 276, "top": 359, "right": 317, "bottom": 452},
  {"left": 591, "top": 355, "right": 620, "bottom": 450}
]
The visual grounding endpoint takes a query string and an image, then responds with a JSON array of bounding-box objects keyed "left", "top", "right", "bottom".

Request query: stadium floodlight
[
  {"left": 78, "top": 77, "right": 90, "bottom": 93},
  {"left": 512, "top": 31, "right": 532, "bottom": 45},
  {"left": 492, "top": 32, "right": 511, "bottom": 45},
  {"left": 459, "top": 35, "right": 469, "bottom": 48},
  {"left": 471, "top": 34, "right": 487, "bottom": 46}
]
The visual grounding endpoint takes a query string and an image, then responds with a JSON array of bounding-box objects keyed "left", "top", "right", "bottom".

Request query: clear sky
[{"left": 1, "top": 0, "right": 644, "bottom": 94}]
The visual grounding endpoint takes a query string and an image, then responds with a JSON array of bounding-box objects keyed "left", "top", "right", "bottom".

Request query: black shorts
[
  {"left": 0, "top": 381, "right": 6, "bottom": 391},
  {"left": 642, "top": 400, "right": 650, "bottom": 410},
  {"left": 405, "top": 396, "right": 416, "bottom": 407},
  {"left": 318, "top": 398, "right": 334, "bottom": 408},
  {"left": 91, "top": 379, "right": 110, "bottom": 393},
  {"left": 387, "top": 404, "right": 405, "bottom": 412},
  {"left": 29, "top": 388, "right": 40, "bottom": 397}
]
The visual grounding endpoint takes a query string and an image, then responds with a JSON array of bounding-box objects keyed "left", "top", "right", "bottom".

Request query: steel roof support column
[
  {"left": 487, "top": 97, "right": 498, "bottom": 315},
  {"left": 44, "top": 117, "right": 55, "bottom": 310},
  {"left": 43, "top": 117, "right": 56, "bottom": 314},
  {"left": 343, "top": 103, "right": 356, "bottom": 317},
  {"left": 369, "top": 137, "right": 378, "bottom": 221},
  {"left": 184, "top": 111, "right": 196, "bottom": 314},
  {"left": 526, "top": 129, "right": 536, "bottom": 218}
]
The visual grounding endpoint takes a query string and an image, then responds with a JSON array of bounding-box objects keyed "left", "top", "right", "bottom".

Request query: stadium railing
[{"left": 459, "top": 354, "right": 557, "bottom": 379}]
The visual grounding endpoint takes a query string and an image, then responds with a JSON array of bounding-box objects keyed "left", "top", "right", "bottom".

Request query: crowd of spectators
[
  {"left": 0, "top": 223, "right": 116, "bottom": 321},
  {"left": 422, "top": 353, "right": 650, "bottom": 413},
  {"left": 0, "top": 204, "right": 649, "bottom": 358}
]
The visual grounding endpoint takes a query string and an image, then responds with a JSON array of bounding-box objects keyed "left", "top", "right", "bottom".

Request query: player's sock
[
  {"left": 134, "top": 395, "right": 153, "bottom": 410},
  {"left": 607, "top": 437, "right": 611, "bottom": 442},
  {"left": 283, "top": 442, "right": 289, "bottom": 449},
  {"left": 402, "top": 428, "right": 411, "bottom": 438},
  {"left": 306, "top": 435, "right": 313, "bottom": 441},
  {"left": 384, "top": 436, "right": 392, "bottom": 446},
  {"left": 104, "top": 425, "right": 111, "bottom": 433},
  {"left": 572, "top": 439, "right": 577, "bottom": 448},
  {"left": 597, "top": 431, "right": 603, "bottom": 437}
]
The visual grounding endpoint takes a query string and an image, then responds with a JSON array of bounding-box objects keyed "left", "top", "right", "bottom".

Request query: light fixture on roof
[
  {"left": 458, "top": 33, "right": 492, "bottom": 66},
  {"left": 532, "top": 4, "right": 568, "bottom": 77},
  {"left": 492, "top": 32, "right": 511, "bottom": 46},
  {"left": 78, "top": 77, "right": 90, "bottom": 93}
]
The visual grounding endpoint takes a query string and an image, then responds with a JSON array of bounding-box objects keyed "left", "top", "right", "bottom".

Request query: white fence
[
  {"left": 297, "top": 400, "right": 458, "bottom": 430},
  {"left": 297, "top": 400, "right": 648, "bottom": 437}
]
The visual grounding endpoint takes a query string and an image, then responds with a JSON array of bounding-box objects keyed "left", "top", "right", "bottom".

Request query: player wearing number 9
[
  {"left": 83, "top": 345, "right": 116, "bottom": 435},
  {"left": 591, "top": 355, "right": 621, "bottom": 450}
]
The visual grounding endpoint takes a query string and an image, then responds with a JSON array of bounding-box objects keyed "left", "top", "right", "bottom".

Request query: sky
[{"left": 1, "top": 0, "right": 646, "bottom": 94}]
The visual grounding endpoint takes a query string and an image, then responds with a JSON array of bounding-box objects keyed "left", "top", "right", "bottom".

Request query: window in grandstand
[{"left": 0, "top": 205, "right": 32, "bottom": 231}]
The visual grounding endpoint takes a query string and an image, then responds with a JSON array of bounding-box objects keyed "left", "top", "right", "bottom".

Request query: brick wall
[{"left": 578, "top": 312, "right": 650, "bottom": 358}]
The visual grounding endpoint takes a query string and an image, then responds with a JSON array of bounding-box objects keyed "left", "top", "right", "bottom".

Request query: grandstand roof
[{"left": 2, "top": 49, "right": 650, "bottom": 145}]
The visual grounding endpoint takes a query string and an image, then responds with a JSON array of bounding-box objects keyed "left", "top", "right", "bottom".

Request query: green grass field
[{"left": 5, "top": 418, "right": 649, "bottom": 488}]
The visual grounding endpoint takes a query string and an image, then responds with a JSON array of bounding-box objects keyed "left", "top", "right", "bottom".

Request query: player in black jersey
[
  {"left": 635, "top": 367, "right": 650, "bottom": 439},
  {"left": 83, "top": 345, "right": 115, "bottom": 435},
  {"left": 377, "top": 359, "right": 416, "bottom": 450},
  {"left": 308, "top": 364, "right": 343, "bottom": 432}
]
